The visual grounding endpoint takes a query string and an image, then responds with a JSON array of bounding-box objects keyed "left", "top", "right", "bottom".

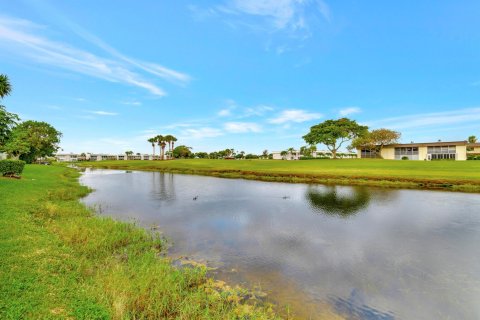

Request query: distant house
[
  {"left": 271, "top": 150, "right": 356, "bottom": 160},
  {"left": 467, "top": 143, "right": 480, "bottom": 155},
  {"left": 356, "top": 141, "right": 470, "bottom": 160},
  {"left": 272, "top": 150, "right": 301, "bottom": 160}
]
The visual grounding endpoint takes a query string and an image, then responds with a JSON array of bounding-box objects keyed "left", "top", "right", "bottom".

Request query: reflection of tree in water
[
  {"left": 151, "top": 172, "right": 176, "bottom": 202},
  {"left": 306, "top": 186, "right": 371, "bottom": 217}
]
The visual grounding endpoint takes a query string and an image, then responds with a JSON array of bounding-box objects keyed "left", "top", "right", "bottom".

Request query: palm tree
[
  {"left": 280, "top": 150, "right": 287, "bottom": 160},
  {"left": 170, "top": 136, "right": 177, "bottom": 158},
  {"left": 148, "top": 137, "right": 156, "bottom": 159},
  {"left": 155, "top": 134, "right": 165, "bottom": 160},
  {"left": 155, "top": 135, "right": 167, "bottom": 160},
  {"left": 0, "top": 74, "right": 12, "bottom": 99},
  {"left": 160, "top": 141, "right": 167, "bottom": 160},
  {"left": 164, "top": 135, "right": 173, "bottom": 151},
  {"left": 468, "top": 135, "right": 477, "bottom": 144}
]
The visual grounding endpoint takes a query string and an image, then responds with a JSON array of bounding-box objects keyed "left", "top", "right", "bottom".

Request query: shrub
[
  {"left": 0, "top": 159, "right": 26, "bottom": 177},
  {"left": 401, "top": 156, "right": 409, "bottom": 160}
]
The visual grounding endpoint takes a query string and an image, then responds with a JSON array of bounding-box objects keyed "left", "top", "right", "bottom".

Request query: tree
[
  {"left": 262, "top": 150, "right": 268, "bottom": 159},
  {"left": 155, "top": 135, "right": 165, "bottom": 160},
  {"left": 350, "top": 128, "right": 401, "bottom": 157},
  {"left": 172, "top": 145, "right": 192, "bottom": 158},
  {"left": 125, "top": 151, "right": 133, "bottom": 156},
  {"left": 0, "top": 75, "right": 18, "bottom": 149},
  {"left": 468, "top": 135, "right": 477, "bottom": 144},
  {"left": 170, "top": 136, "right": 177, "bottom": 158},
  {"left": 280, "top": 150, "right": 287, "bottom": 160},
  {"left": 195, "top": 152, "right": 209, "bottom": 159},
  {"left": 0, "top": 106, "right": 20, "bottom": 149},
  {"left": 7, "top": 121, "right": 62, "bottom": 163},
  {"left": 303, "top": 118, "right": 368, "bottom": 159},
  {"left": 148, "top": 137, "right": 156, "bottom": 158},
  {"left": 0, "top": 74, "right": 12, "bottom": 99},
  {"left": 2, "top": 127, "right": 29, "bottom": 159}
]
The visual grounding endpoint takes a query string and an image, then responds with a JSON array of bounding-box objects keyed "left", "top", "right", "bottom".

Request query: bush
[
  {"left": 0, "top": 159, "right": 26, "bottom": 177},
  {"left": 401, "top": 156, "right": 409, "bottom": 160}
]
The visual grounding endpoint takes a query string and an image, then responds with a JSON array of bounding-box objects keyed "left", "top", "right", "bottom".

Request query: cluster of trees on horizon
[
  {"left": 0, "top": 74, "right": 62, "bottom": 163},
  {"left": 146, "top": 135, "right": 178, "bottom": 160}
]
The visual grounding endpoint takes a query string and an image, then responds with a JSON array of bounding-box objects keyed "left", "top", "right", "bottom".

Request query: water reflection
[
  {"left": 306, "top": 186, "right": 370, "bottom": 217},
  {"left": 330, "top": 289, "right": 395, "bottom": 320},
  {"left": 151, "top": 172, "right": 176, "bottom": 202},
  {"left": 80, "top": 169, "right": 480, "bottom": 320}
]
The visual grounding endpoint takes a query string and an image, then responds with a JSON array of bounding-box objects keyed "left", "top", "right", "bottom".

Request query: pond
[{"left": 80, "top": 169, "right": 480, "bottom": 320}]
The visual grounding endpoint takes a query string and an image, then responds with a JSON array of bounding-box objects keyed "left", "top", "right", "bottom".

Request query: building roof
[
  {"left": 386, "top": 141, "right": 468, "bottom": 147},
  {"left": 468, "top": 143, "right": 480, "bottom": 147},
  {"left": 356, "top": 141, "right": 469, "bottom": 149}
]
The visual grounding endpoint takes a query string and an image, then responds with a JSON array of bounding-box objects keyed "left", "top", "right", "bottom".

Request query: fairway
[{"left": 78, "top": 159, "right": 480, "bottom": 192}]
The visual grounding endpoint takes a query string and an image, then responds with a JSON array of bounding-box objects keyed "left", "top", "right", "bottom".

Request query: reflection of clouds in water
[{"left": 80, "top": 172, "right": 480, "bottom": 320}]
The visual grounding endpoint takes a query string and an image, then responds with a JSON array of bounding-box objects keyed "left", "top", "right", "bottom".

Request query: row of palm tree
[{"left": 147, "top": 135, "right": 177, "bottom": 160}]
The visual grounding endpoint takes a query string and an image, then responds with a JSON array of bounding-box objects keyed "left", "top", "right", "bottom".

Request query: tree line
[{"left": 0, "top": 74, "right": 62, "bottom": 163}]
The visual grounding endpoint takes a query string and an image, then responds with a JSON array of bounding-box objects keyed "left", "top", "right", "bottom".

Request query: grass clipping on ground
[{"left": 0, "top": 165, "right": 278, "bottom": 319}]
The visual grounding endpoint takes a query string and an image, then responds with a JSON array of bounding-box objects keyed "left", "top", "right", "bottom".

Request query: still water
[{"left": 80, "top": 169, "right": 480, "bottom": 320}]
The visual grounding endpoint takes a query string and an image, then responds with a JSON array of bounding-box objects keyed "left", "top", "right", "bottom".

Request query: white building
[
  {"left": 55, "top": 153, "right": 165, "bottom": 162},
  {"left": 271, "top": 150, "right": 357, "bottom": 160}
]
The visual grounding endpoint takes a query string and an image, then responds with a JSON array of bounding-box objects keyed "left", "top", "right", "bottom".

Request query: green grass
[
  {"left": 77, "top": 159, "right": 480, "bottom": 192},
  {"left": 0, "top": 165, "right": 278, "bottom": 319}
]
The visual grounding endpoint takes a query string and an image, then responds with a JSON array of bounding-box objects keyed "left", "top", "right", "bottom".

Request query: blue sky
[{"left": 1, "top": 0, "right": 479, "bottom": 154}]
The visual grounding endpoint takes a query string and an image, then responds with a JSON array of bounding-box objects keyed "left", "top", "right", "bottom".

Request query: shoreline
[
  {"left": 0, "top": 165, "right": 280, "bottom": 319},
  {"left": 76, "top": 160, "right": 480, "bottom": 193}
]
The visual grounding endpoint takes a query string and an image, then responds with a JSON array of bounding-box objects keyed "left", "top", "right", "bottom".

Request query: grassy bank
[
  {"left": 0, "top": 165, "right": 278, "bottom": 319},
  {"left": 77, "top": 159, "right": 480, "bottom": 192}
]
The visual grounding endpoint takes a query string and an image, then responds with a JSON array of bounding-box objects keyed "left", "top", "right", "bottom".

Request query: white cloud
[
  {"left": 243, "top": 104, "right": 275, "bottom": 117},
  {"left": 268, "top": 109, "right": 322, "bottom": 124},
  {"left": 226, "top": 0, "right": 331, "bottom": 30},
  {"left": 339, "top": 107, "right": 361, "bottom": 116},
  {"left": 181, "top": 127, "right": 223, "bottom": 139},
  {"left": 367, "top": 107, "right": 480, "bottom": 130},
  {"left": 224, "top": 122, "right": 262, "bottom": 133},
  {"left": 218, "top": 108, "right": 232, "bottom": 117},
  {"left": 0, "top": 16, "right": 190, "bottom": 96},
  {"left": 122, "top": 101, "right": 142, "bottom": 106},
  {"left": 88, "top": 110, "right": 118, "bottom": 116}
]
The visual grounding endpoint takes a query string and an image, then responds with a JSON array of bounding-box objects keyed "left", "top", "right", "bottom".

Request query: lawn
[
  {"left": 0, "top": 165, "right": 278, "bottom": 319},
  {"left": 78, "top": 159, "right": 480, "bottom": 192}
]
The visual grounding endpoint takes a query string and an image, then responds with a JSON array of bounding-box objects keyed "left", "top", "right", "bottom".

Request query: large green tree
[
  {"left": 2, "top": 127, "right": 29, "bottom": 159},
  {"left": 0, "top": 106, "right": 19, "bottom": 149},
  {"left": 0, "top": 74, "right": 18, "bottom": 149},
  {"left": 303, "top": 118, "right": 368, "bottom": 159},
  {"left": 468, "top": 135, "right": 477, "bottom": 144},
  {"left": 6, "top": 121, "right": 62, "bottom": 163},
  {"left": 351, "top": 128, "right": 401, "bottom": 157},
  {"left": 172, "top": 145, "right": 192, "bottom": 158}
]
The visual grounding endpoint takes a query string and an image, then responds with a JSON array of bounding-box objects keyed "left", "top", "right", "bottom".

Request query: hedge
[{"left": 0, "top": 160, "right": 26, "bottom": 177}]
